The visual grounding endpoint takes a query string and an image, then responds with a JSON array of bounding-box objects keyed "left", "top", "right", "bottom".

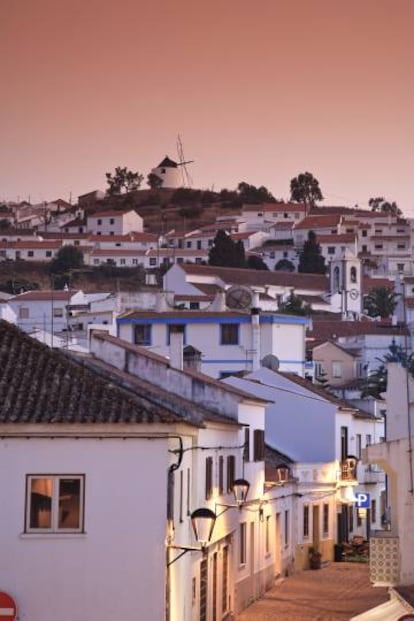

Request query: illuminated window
[{"left": 25, "top": 475, "right": 84, "bottom": 533}]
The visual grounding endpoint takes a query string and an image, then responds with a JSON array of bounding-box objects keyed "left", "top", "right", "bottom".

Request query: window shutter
[
  {"left": 205, "top": 457, "right": 213, "bottom": 500},
  {"left": 243, "top": 428, "right": 250, "bottom": 462},
  {"left": 226, "top": 455, "right": 235, "bottom": 492},
  {"left": 254, "top": 429, "right": 264, "bottom": 461}
]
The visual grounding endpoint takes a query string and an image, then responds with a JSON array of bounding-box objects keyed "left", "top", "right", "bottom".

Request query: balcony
[
  {"left": 370, "top": 531, "right": 400, "bottom": 586},
  {"left": 340, "top": 456, "right": 358, "bottom": 482}
]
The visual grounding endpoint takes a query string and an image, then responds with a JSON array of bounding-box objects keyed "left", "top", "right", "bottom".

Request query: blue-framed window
[
  {"left": 134, "top": 324, "right": 152, "bottom": 346},
  {"left": 167, "top": 324, "right": 186, "bottom": 345},
  {"left": 220, "top": 323, "right": 239, "bottom": 345}
]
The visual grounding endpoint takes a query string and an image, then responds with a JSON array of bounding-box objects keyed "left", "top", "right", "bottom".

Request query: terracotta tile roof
[
  {"left": 362, "top": 276, "right": 394, "bottom": 294},
  {"left": 90, "top": 249, "right": 146, "bottom": 257},
  {"left": 41, "top": 232, "right": 89, "bottom": 240},
  {"left": 0, "top": 320, "right": 183, "bottom": 425},
  {"left": 89, "top": 232, "right": 158, "bottom": 242},
  {"left": 308, "top": 318, "right": 409, "bottom": 342},
  {"left": 243, "top": 202, "right": 306, "bottom": 213},
  {"left": 294, "top": 215, "right": 342, "bottom": 230},
  {"left": 317, "top": 234, "right": 356, "bottom": 244},
  {"left": 0, "top": 241, "right": 62, "bottom": 249},
  {"left": 9, "top": 290, "right": 75, "bottom": 302},
  {"left": 180, "top": 263, "right": 328, "bottom": 292},
  {"left": 272, "top": 222, "right": 294, "bottom": 229},
  {"left": 88, "top": 209, "right": 137, "bottom": 218}
]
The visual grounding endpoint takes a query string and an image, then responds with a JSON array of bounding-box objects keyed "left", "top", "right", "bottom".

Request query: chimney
[
  {"left": 169, "top": 329, "right": 184, "bottom": 371},
  {"left": 209, "top": 289, "right": 227, "bottom": 312},
  {"left": 155, "top": 290, "right": 170, "bottom": 312},
  {"left": 251, "top": 290, "right": 261, "bottom": 370}
]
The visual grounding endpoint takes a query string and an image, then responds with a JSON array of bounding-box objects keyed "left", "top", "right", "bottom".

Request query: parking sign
[{"left": 355, "top": 492, "right": 370, "bottom": 508}]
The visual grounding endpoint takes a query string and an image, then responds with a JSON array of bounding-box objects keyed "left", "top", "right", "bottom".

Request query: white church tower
[{"left": 329, "top": 250, "right": 362, "bottom": 318}]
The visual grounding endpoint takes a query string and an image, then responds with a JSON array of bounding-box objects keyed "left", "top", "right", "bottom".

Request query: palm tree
[{"left": 364, "top": 287, "right": 399, "bottom": 319}]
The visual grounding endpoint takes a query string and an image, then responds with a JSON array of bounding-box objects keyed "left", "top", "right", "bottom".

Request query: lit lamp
[
  {"left": 232, "top": 478, "right": 250, "bottom": 506},
  {"left": 191, "top": 508, "right": 217, "bottom": 548}
]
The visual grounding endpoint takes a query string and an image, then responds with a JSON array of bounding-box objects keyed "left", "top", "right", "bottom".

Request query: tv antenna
[{"left": 176, "top": 134, "right": 194, "bottom": 188}]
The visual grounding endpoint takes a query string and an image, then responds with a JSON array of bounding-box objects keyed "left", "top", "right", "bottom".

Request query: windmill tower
[{"left": 150, "top": 137, "right": 194, "bottom": 189}]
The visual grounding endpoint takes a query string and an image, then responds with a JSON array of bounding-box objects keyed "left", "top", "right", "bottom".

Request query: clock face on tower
[{"left": 349, "top": 288, "right": 359, "bottom": 300}]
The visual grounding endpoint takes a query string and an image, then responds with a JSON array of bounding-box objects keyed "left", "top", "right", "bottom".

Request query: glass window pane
[
  {"left": 58, "top": 478, "right": 81, "bottom": 529},
  {"left": 30, "top": 478, "right": 53, "bottom": 528}
]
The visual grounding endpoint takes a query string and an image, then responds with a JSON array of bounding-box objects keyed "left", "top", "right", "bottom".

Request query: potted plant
[{"left": 309, "top": 546, "right": 322, "bottom": 569}]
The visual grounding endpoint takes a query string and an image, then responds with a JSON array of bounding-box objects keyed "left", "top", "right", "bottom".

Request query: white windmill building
[{"left": 151, "top": 137, "right": 194, "bottom": 189}]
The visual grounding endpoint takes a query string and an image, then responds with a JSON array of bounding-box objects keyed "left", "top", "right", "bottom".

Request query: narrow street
[{"left": 236, "top": 562, "right": 389, "bottom": 621}]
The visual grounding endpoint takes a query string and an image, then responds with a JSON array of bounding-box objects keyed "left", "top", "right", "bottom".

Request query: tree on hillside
[
  {"left": 364, "top": 286, "right": 399, "bottom": 319},
  {"left": 246, "top": 255, "right": 268, "bottom": 270},
  {"left": 208, "top": 230, "right": 246, "bottom": 268},
  {"left": 49, "top": 245, "right": 84, "bottom": 275},
  {"left": 360, "top": 342, "right": 414, "bottom": 399},
  {"left": 290, "top": 172, "right": 323, "bottom": 208},
  {"left": 368, "top": 197, "right": 402, "bottom": 217},
  {"left": 147, "top": 172, "right": 163, "bottom": 190},
  {"left": 275, "top": 259, "right": 295, "bottom": 272},
  {"left": 278, "top": 291, "right": 310, "bottom": 316},
  {"left": 298, "top": 230, "right": 326, "bottom": 274},
  {"left": 237, "top": 182, "right": 276, "bottom": 204},
  {"left": 106, "top": 167, "right": 144, "bottom": 195}
]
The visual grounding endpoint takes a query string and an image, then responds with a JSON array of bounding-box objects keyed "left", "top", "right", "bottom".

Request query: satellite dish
[
  {"left": 261, "top": 354, "right": 280, "bottom": 371},
  {"left": 225, "top": 286, "right": 253, "bottom": 310}
]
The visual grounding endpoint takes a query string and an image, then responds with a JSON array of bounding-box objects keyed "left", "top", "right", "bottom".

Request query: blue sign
[{"left": 355, "top": 492, "right": 370, "bottom": 508}]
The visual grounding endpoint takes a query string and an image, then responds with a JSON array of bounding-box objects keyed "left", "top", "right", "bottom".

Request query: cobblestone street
[{"left": 236, "top": 562, "right": 389, "bottom": 621}]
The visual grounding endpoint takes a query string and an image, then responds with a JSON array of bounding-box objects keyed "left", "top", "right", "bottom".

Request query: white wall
[{"left": 0, "top": 434, "right": 168, "bottom": 621}]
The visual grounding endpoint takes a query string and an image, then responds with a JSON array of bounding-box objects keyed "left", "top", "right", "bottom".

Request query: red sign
[{"left": 0, "top": 592, "right": 17, "bottom": 621}]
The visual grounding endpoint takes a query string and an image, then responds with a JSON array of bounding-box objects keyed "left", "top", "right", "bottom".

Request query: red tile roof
[
  {"left": 294, "top": 215, "right": 342, "bottom": 230},
  {"left": 317, "top": 234, "right": 356, "bottom": 244}
]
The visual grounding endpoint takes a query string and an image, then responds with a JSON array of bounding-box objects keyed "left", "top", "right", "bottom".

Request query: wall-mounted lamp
[
  {"left": 167, "top": 507, "right": 216, "bottom": 566},
  {"left": 167, "top": 478, "right": 251, "bottom": 566}
]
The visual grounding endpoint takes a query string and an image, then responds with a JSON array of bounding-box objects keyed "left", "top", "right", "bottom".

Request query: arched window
[
  {"left": 350, "top": 266, "right": 357, "bottom": 283},
  {"left": 334, "top": 266, "right": 340, "bottom": 291}
]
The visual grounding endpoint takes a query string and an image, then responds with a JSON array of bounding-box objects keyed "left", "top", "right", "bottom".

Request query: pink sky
[{"left": 1, "top": 0, "right": 413, "bottom": 214}]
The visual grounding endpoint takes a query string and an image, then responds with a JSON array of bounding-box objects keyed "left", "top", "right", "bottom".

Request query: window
[
  {"left": 323, "top": 503, "right": 329, "bottom": 535},
  {"left": 243, "top": 428, "right": 250, "bottom": 462},
  {"left": 371, "top": 499, "right": 377, "bottom": 524},
  {"left": 186, "top": 241, "right": 192, "bottom": 248},
  {"left": 167, "top": 324, "right": 186, "bottom": 345},
  {"left": 97, "top": 219, "right": 102, "bottom": 225},
  {"left": 222, "top": 546, "right": 229, "bottom": 613},
  {"left": 28, "top": 250, "right": 34, "bottom": 257},
  {"left": 109, "top": 218, "right": 115, "bottom": 225},
  {"left": 332, "top": 361, "right": 342, "bottom": 378},
  {"left": 303, "top": 505, "right": 309, "bottom": 537},
  {"left": 189, "top": 302, "right": 200, "bottom": 310},
  {"left": 53, "top": 307, "right": 63, "bottom": 318},
  {"left": 197, "top": 240, "right": 202, "bottom": 249},
  {"left": 356, "top": 434, "right": 362, "bottom": 459},
  {"left": 134, "top": 324, "right": 152, "bottom": 346},
  {"left": 120, "top": 259, "right": 126, "bottom": 265},
  {"left": 226, "top": 455, "right": 235, "bottom": 492},
  {"left": 265, "top": 516, "right": 271, "bottom": 554},
  {"left": 132, "top": 259, "right": 138, "bottom": 265},
  {"left": 149, "top": 258, "right": 156, "bottom": 266},
  {"left": 327, "top": 246, "right": 335, "bottom": 255},
  {"left": 205, "top": 457, "right": 213, "bottom": 500},
  {"left": 19, "top": 307, "right": 29, "bottom": 319},
  {"left": 374, "top": 244, "right": 383, "bottom": 250},
  {"left": 220, "top": 324, "right": 239, "bottom": 345},
  {"left": 362, "top": 230, "right": 367, "bottom": 237},
  {"left": 195, "top": 258, "right": 203, "bottom": 264},
  {"left": 26, "top": 475, "right": 84, "bottom": 533},
  {"left": 362, "top": 245, "right": 367, "bottom": 252},
  {"left": 283, "top": 251, "right": 288, "bottom": 258},
  {"left": 93, "top": 259, "right": 100, "bottom": 265},
  {"left": 239, "top": 522, "right": 247, "bottom": 564},
  {"left": 366, "top": 434, "right": 372, "bottom": 447},
  {"left": 349, "top": 506, "right": 354, "bottom": 532},
  {"left": 176, "top": 257, "right": 184, "bottom": 264},
  {"left": 253, "top": 429, "right": 264, "bottom": 461},
  {"left": 350, "top": 266, "right": 357, "bottom": 283},
  {"left": 46, "top": 251, "right": 52, "bottom": 258},
  {"left": 397, "top": 244, "right": 406, "bottom": 250},
  {"left": 284, "top": 510, "right": 289, "bottom": 546},
  {"left": 397, "top": 263, "right": 405, "bottom": 272},
  {"left": 110, "top": 231, "right": 114, "bottom": 236},
  {"left": 218, "top": 456, "right": 224, "bottom": 495}
]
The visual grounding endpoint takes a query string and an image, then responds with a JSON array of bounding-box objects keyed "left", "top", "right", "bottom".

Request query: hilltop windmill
[{"left": 150, "top": 137, "right": 194, "bottom": 189}]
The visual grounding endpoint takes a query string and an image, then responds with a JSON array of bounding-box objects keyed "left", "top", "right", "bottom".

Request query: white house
[
  {"left": 224, "top": 366, "right": 386, "bottom": 558},
  {"left": 116, "top": 306, "right": 310, "bottom": 378},
  {"left": 86, "top": 209, "right": 143, "bottom": 235},
  {"left": 2, "top": 318, "right": 301, "bottom": 621},
  {"left": 364, "top": 359, "right": 414, "bottom": 589}
]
